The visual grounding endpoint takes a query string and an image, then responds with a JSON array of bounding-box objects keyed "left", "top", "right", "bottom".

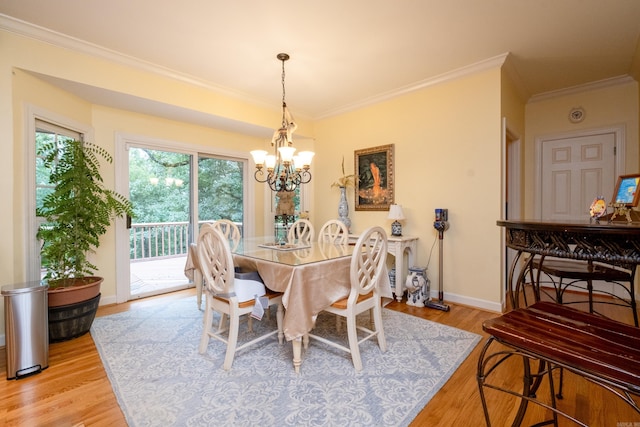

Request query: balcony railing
[
  {"left": 129, "top": 221, "right": 244, "bottom": 261},
  {"left": 130, "top": 221, "right": 189, "bottom": 260}
]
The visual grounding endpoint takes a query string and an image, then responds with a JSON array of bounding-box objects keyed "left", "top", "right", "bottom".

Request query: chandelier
[{"left": 250, "top": 53, "right": 314, "bottom": 192}]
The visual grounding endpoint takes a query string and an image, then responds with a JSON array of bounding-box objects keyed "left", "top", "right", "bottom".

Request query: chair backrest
[
  {"left": 188, "top": 242, "right": 201, "bottom": 272},
  {"left": 197, "top": 223, "right": 235, "bottom": 296},
  {"left": 211, "top": 219, "right": 241, "bottom": 250},
  {"left": 287, "top": 218, "right": 315, "bottom": 244},
  {"left": 318, "top": 220, "right": 349, "bottom": 245},
  {"left": 350, "top": 226, "right": 388, "bottom": 297}
]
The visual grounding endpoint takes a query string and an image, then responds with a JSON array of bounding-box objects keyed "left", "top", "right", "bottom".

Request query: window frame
[{"left": 25, "top": 105, "right": 93, "bottom": 282}]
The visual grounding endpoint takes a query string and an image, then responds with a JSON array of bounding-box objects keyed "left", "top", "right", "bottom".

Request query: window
[
  {"left": 35, "top": 120, "right": 83, "bottom": 212},
  {"left": 26, "top": 111, "right": 89, "bottom": 282}
]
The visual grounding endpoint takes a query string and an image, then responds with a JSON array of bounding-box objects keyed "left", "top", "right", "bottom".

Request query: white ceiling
[{"left": 1, "top": 0, "right": 640, "bottom": 121}]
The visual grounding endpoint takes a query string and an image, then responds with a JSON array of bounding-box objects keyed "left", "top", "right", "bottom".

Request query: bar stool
[{"left": 532, "top": 257, "right": 638, "bottom": 327}]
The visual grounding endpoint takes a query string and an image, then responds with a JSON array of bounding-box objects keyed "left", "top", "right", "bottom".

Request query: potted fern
[{"left": 37, "top": 139, "right": 133, "bottom": 341}]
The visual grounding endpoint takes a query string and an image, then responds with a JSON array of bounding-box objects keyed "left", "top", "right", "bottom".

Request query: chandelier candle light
[
  {"left": 388, "top": 204, "right": 406, "bottom": 236},
  {"left": 251, "top": 53, "right": 314, "bottom": 192}
]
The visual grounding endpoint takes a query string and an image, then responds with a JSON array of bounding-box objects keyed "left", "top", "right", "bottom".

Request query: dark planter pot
[{"left": 48, "top": 293, "right": 101, "bottom": 342}]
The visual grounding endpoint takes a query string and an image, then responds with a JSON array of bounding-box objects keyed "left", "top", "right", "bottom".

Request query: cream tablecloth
[
  {"left": 185, "top": 239, "right": 392, "bottom": 342},
  {"left": 234, "top": 254, "right": 391, "bottom": 341}
]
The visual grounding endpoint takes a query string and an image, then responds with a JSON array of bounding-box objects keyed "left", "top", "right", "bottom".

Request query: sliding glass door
[
  {"left": 124, "top": 142, "right": 247, "bottom": 300},
  {"left": 128, "top": 147, "right": 192, "bottom": 297},
  {"left": 197, "top": 154, "right": 244, "bottom": 234}
]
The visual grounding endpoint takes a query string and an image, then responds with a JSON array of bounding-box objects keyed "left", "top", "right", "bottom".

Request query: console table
[
  {"left": 497, "top": 219, "right": 640, "bottom": 309},
  {"left": 349, "top": 234, "right": 418, "bottom": 302}
]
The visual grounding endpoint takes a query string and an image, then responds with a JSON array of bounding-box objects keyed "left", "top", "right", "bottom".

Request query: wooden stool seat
[
  {"left": 477, "top": 302, "right": 640, "bottom": 425},
  {"left": 483, "top": 302, "right": 640, "bottom": 390}
]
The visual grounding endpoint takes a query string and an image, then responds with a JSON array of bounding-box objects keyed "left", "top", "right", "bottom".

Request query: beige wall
[
  {"left": 524, "top": 80, "right": 640, "bottom": 217},
  {"left": 2, "top": 27, "right": 639, "bottom": 341},
  {"left": 313, "top": 68, "right": 504, "bottom": 309},
  {"left": 501, "top": 70, "right": 526, "bottom": 137},
  {"left": 501, "top": 69, "right": 527, "bottom": 216}
]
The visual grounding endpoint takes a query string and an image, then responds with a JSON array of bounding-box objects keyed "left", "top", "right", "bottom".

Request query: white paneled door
[
  {"left": 541, "top": 132, "right": 616, "bottom": 220},
  {"left": 538, "top": 128, "right": 627, "bottom": 298}
]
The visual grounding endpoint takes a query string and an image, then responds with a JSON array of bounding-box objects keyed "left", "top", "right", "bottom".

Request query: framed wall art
[
  {"left": 611, "top": 173, "right": 640, "bottom": 207},
  {"left": 354, "top": 144, "right": 394, "bottom": 211}
]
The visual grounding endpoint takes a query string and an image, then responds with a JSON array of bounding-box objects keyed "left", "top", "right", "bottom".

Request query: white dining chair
[
  {"left": 211, "top": 219, "right": 241, "bottom": 251},
  {"left": 287, "top": 218, "right": 315, "bottom": 244},
  {"left": 197, "top": 224, "right": 284, "bottom": 370},
  {"left": 317, "top": 219, "right": 351, "bottom": 331},
  {"left": 318, "top": 219, "right": 349, "bottom": 245},
  {"left": 190, "top": 220, "right": 241, "bottom": 309},
  {"left": 308, "top": 226, "right": 388, "bottom": 371},
  {"left": 188, "top": 242, "right": 204, "bottom": 310}
]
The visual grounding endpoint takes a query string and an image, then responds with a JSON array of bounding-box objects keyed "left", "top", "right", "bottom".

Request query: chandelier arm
[
  {"left": 298, "top": 170, "right": 312, "bottom": 184},
  {"left": 253, "top": 169, "right": 271, "bottom": 184},
  {"left": 268, "top": 180, "right": 280, "bottom": 192}
]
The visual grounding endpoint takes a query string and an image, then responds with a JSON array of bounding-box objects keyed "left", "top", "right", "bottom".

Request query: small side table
[{"left": 349, "top": 234, "right": 418, "bottom": 302}]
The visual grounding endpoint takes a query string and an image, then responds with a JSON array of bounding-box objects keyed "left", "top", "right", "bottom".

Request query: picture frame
[
  {"left": 611, "top": 173, "right": 640, "bottom": 207},
  {"left": 354, "top": 144, "right": 394, "bottom": 211}
]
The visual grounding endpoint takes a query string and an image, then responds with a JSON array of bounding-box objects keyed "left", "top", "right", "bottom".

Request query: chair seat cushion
[
  {"left": 230, "top": 278, "right": 266, "bottom": 303},
  {"left": 214, "top": 279, "right": 282, "bottom": 308},
  {"left": 331, "top": 291, "right": 373, "bottom": 309},
  {"left": 234, "top": 288, "right": 282, "bottom": 308}
]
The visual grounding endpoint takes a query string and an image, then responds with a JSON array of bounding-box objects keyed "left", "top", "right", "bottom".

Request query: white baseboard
[
  {"left": 432, "top": 290, "right": 503, "bottom": 313},
  {"left": 99, "top": 294, "right": 117, "bottom": 306}
]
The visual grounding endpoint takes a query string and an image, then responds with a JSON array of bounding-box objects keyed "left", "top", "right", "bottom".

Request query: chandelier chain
[{"left": 281, "top": 56, "right": 287, "bottom": 127}]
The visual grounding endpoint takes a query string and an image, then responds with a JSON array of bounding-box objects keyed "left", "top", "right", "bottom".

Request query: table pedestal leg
[{"left": 293, "top": 337, "right": 302, "bottom": 374}]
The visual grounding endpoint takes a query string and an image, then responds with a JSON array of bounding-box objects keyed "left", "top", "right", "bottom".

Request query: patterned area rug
[{"left": 91, "top": 296, "right": 480, "bottom": 426}]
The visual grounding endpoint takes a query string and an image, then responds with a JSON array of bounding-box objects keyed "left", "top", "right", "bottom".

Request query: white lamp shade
[
  {"left": 296, "top": 151, "right": 315, "bottom": 167},
  {"left": 292, "top": 155, "right": 302, "bottom": 170},
  {"left": 387, "top": 204, "right": 405, "bottom": 220},
  {"left": 250, "top": 150, "right": 268, "bottom": 166},
  {"left": 278, "top": 146, "right": 296, "bottom": 162},
  {"left": 265, "top": 154, "right": 277, "bottom": 169}
]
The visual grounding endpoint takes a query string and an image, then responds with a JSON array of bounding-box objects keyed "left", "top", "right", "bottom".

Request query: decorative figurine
[
  {"left": 405, "top": 266, "right": 429, "bottom": 307},
  {"left": 589, "top": 196, "right": 607, "bottom": 223}
]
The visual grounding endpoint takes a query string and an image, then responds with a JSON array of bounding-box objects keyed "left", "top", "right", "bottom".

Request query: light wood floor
[{"left": 1, "top": 288, "right": 639, "bottom": 426}]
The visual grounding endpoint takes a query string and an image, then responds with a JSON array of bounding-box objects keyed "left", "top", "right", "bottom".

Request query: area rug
[{"left": 91, "top": 296, "right": 480, "bottom": 426}]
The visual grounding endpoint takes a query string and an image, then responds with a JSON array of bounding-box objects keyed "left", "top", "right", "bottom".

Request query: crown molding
[
  {"left": 528, "top": 75, "right": 636, "bottom": 103},
  {"left": 316, "top": 53, "right": 509, "bottom": 120}
]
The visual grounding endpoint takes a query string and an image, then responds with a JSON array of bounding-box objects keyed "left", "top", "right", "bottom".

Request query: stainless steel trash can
[{"left": 2, "top": 281, "right": 49, "bottom": 379}]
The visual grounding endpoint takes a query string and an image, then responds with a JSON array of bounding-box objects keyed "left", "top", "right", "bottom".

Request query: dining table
[{"left": 231, "top": 236, "right": 393, "bottom": 373}]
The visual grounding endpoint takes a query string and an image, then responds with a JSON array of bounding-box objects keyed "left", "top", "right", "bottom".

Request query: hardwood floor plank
[{"left": 0, "top": 288, "right": 638, "bottom": 426}]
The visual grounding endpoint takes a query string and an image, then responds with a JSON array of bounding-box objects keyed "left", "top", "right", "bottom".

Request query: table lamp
[{"left": 387, "top": 204, "right": 405, "bottom": 236}]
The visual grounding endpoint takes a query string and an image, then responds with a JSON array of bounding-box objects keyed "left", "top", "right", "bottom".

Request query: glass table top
[{"left": 233, "top": 236, "right": 355, "bottom": 266}]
